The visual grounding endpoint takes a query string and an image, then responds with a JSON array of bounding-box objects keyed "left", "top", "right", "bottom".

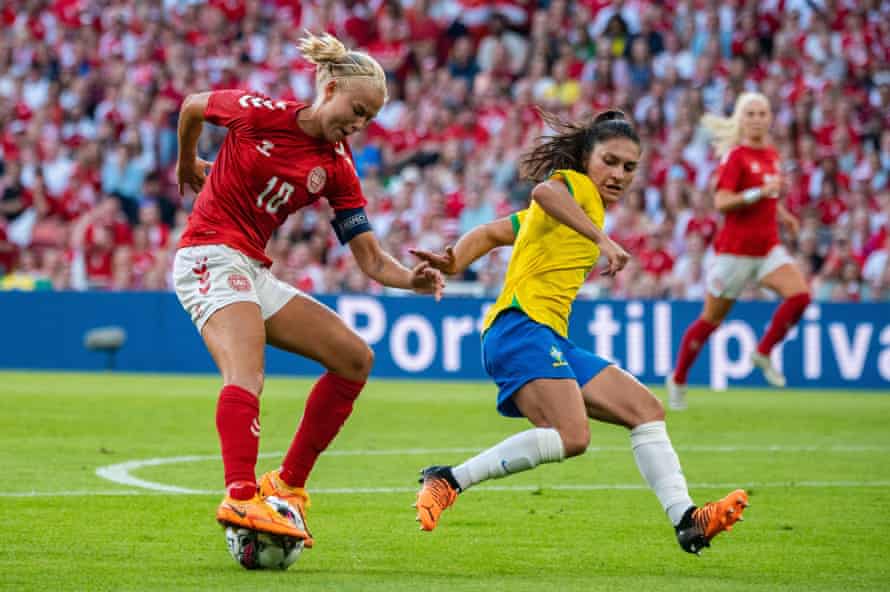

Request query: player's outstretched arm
[
  {"left": 348, "top": 232, "right": 445, "bottom": 300},
  {"left": 531, "top": 180, "right": 630, "bottom": 276},
  {"left": 714, "top": 175, "right": 782, "bottom": 213},
  {"left": 176, "top": 92, "right": 214, "bottom": 195},
  {"left": 410, "top": 215, "right": 517, "bottom": 276}
]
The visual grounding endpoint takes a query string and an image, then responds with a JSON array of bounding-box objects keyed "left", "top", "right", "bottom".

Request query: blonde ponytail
[
  {"left": 299, "top": 31, "right": 349, "bottom": 64},
  {"left": 701, "top": 91, "right": 769, "bottom": 158},
  {"left": 298, "top": 31, "right": 388, "bottom": 101}
]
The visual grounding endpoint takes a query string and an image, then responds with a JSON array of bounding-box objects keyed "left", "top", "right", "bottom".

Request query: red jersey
[
  {"left": 713, "top": 145, "right": 781, "bottom": 257},
  {"left": 179, "top": 90, "right": 366, "bottom": 266}
]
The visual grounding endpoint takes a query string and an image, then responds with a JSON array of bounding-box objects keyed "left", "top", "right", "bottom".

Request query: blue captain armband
[{"left": 331, "top": 207, "right": 373, "bottom": 244}]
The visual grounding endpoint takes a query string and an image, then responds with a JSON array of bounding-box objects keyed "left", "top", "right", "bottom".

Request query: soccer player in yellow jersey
[{"left": 411, "top": 110, "right": 748, "bottom": 555}]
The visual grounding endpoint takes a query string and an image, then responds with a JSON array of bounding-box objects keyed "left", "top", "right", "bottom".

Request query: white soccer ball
[{"left": 224, "top": 496, "right": 305, "bottom": 570}]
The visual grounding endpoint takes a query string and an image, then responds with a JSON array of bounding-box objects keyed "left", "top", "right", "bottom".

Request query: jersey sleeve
[
  {"left": 510, "top": 209, "right": 528, "bottom": 234},
  {"left": 549, "top": 169, "right": 595, "bottom": 209},
  {"left": 327, "top": 143, "right": 368, "bottom": 211},
  {"left": 204, "top": 90, "right": 257, "bottom": 134},
  {"left": 715, "top": 148, "right": 744, "bottom": 192}
]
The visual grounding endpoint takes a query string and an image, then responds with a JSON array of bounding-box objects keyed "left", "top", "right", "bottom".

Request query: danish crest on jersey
[{"left": 307, "top": 166, "right": 327, "bottom": 194}]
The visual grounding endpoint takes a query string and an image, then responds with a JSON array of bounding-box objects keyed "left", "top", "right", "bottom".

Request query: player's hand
[
  {"left": 763, "top": 174, "right": 782, "bottom": 198},
  {"left": 409, "top": 246, "right": 458, "bottom": 275},
  {"left": 410, "top": 261, "right": 445, "bottom": 301},
  {"left": 599, "top": 238, "right": 631, "bottom": 277},
  {"left": 176, "top": 156, "right": 213, "bottom": 196}
]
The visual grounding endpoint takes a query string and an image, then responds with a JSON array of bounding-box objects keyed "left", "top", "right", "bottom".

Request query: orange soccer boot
[
  {"left": 258, "top": 470, "right": 314, "bottom": 548},
  {"left": 414, "top": 466, "right": 460, "bottom": 531},
  {"left": 216, "top": 491, "right": 310, "bottom": 541},
  {"left": 675, "top": 489, "right": 749, "bottom": 554}
]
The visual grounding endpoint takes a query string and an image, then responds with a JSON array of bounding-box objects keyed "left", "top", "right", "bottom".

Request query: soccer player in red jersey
[
  {"left": 172, "top": 32, "right": 444, "bottom": 545},
  {"left": 666, "top": 92, "right": 811, "bottom": 410}
]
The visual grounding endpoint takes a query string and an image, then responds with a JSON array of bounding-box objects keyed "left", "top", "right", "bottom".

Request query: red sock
[
  {"left": 673, "top": 319, "right": 718, "bottom": 384},
  {"left": 279, "top": 372, "right": 365, "bottom": 488},
  {"left": 757, "top": 293, "right": 811, "bottom": 356},
  {"left": 216, "top": 385, "right": 260, "bottom": 500}
]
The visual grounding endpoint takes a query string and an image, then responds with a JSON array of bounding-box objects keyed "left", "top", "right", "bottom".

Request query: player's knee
[
  {"left": 365, "top": 344, "right": 375, "bottom": 372},
  {"left": 343, "top": 342, "right": 374, "bottom": 382},
  {"left": 560, "top": 424, "right": 590, "bottom": 458},
  {"left": 358, "top": 343, "right": 374, "bottom": 378}
]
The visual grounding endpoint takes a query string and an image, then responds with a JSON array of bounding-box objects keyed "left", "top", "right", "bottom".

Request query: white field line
[
  {"left": 0, "top": 490, "right": 146, "bottom": 497},
  {"left": 92, "top": 444, "right": 890, "bottom": 494},
  {"left": 3, "top": 444, "right": 886, "bottom": 498},
  {"left": 3, "top": 481, "right": 890, "bottom": 498}
]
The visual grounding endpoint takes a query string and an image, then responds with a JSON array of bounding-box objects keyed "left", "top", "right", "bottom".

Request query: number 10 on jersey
[{"left": 256, "top": 176, "right": 293, "bottom": 214}]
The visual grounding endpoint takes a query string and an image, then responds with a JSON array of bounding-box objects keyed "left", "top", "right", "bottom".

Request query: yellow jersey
[{"left": 482, "top": 169, "right": 605, "bottom": 338}]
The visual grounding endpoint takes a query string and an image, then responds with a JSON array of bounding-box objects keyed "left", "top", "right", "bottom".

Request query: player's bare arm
[
  {"left": 532, "top": 180, "right": 630, "bottom": 276},
  {"left": 714, "top": 174, "right": 782, "bottom": 213},
  {"left": 176, "top": 92, "right": 214, "bottom": 195},
  {"left": 410, "top": 215, "right": 516, "bottom": 276},
  {"left": 348, "top": 232, "right": 445, "bottom": 299}
]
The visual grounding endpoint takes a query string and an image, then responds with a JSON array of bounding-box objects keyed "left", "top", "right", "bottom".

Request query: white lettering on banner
[
  {"left": 337, "top": 296, "right": 385, "bottom": 344},
  {"left": 828, "top": 323, "right": 873, "bottom": 380},
  {"left": 710, "top": 321, "right": 756, "bottom": 390},
  {"left": 589, "top": 305, "right": 620, "bottom": 362},
  {"left": 626, "top": 302, "right": 645, "bottom": 375},
  {"left": 878, "top": 326, "right": 890, "bottom": 381},
  {"left": 390, "top": 315, "right": 436, "bottom": 372},
  {"left": 443, "top": 316, "right": 475, "bottom": 371},
  {"left": 336, "top": 297, "right": 889, "bottom": 384},
  {"left": 654, "top": 302, "right": 672, "bottom": 376},
  {"left": 804, "top": 305, "right": 821, "bottom": 379}
]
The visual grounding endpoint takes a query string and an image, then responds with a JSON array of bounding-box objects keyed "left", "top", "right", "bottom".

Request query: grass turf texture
[{"left": 1, "top": 372, "right": 888, "bottom": 591}]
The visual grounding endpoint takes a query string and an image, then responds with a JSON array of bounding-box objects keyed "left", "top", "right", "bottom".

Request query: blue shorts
[{"left": 481, "top": 309, "right": 612, "bottom": 418}]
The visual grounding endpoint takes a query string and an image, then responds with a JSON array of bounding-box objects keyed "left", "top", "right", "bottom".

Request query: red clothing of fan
[
  {"left": 178, "top": 90, "right": 366, "bottom": 266},
  {"left": 712, "top": 145, "right": 781, "bottom": 257}
]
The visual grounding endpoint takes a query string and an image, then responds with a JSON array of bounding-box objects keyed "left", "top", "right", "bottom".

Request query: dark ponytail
[{"left": 519, "top": 108, "right": 640, "bottom": 182}]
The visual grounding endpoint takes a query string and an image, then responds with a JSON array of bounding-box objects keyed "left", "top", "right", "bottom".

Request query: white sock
[
  {"left": 451, "top": 428, "right": 565, "bottom": 491},
  {"left": 630, "top": 420, "right": 694, "bottom": 526}
]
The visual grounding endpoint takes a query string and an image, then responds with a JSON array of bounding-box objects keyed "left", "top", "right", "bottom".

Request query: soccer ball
[{"left": 224, "top": 496, "right": 305, "bottom": 570}]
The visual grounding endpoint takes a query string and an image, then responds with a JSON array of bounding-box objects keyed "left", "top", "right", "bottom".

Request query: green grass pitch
[{"left": 1, "top": 371, "right": 888, "bottom": 591}]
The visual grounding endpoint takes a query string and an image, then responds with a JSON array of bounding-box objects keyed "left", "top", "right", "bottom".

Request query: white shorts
[
  {"left": 173, "top": 244, "right": 301, "bottom": 332},
  {"left": 706, "top": 245, "right": 794, "bottom": 299}
]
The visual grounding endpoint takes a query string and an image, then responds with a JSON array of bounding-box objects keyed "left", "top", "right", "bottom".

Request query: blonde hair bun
[
  {"left": 298, "top": 31, "right": 349, "bottom": 65},
  {"left": 297, "top": 30, "right": 388, "bottom": 101}
]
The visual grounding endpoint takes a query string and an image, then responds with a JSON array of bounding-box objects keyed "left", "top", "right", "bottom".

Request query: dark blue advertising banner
[{"left": 3, "top": 292, "right": 888, "bottom": 389}]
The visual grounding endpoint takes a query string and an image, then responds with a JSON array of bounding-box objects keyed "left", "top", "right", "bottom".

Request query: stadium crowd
[{"left": 1, "top": 0, "right": 889, "bottom": 301}]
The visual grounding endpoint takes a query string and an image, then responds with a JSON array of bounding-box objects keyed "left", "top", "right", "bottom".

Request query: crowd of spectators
[{"left": 1, "top": 0, "right": 889, "bottom": 302}]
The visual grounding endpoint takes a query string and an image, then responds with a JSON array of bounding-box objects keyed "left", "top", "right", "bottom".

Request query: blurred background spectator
[{"left": 0, "top": 0, "right": 888, "bottom": 301}]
